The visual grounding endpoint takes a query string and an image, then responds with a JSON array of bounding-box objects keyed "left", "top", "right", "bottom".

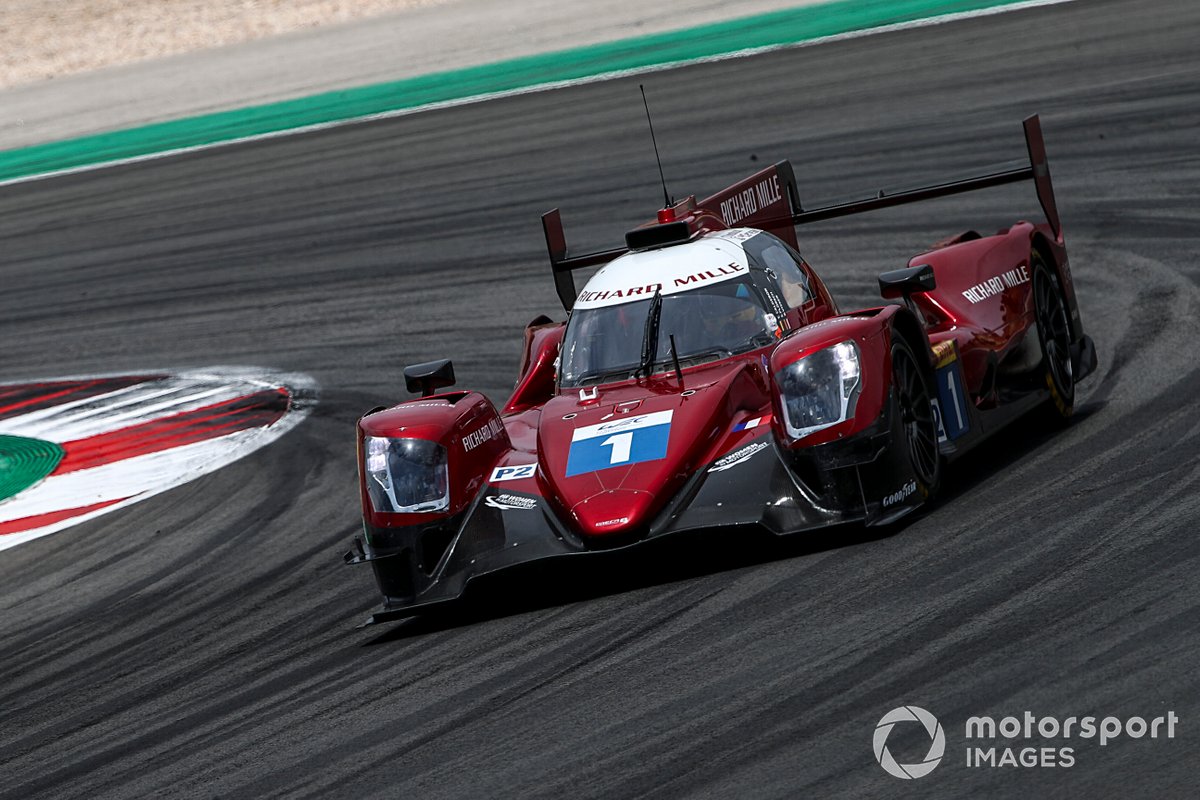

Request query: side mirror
[
  {"left": 404, "top": 359, "right": 455, "bottom": 397},
  {"left": 879, "top": 264, "right": 936, "bottom": 300}
]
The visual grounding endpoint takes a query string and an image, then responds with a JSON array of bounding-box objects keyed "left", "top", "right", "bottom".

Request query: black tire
[
  {"left": 891, "top": 336, "right": 942, "bottom": 498},
  {"left": 1031, "top": 250, "right": 1075, "bottom": 417}
]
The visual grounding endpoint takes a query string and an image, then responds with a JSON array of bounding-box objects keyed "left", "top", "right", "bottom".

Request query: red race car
[{"left": 345, "top": 115, "right": 1097, "bottom": 624}]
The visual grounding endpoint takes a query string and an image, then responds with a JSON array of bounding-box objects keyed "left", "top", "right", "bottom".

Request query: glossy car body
[{"left": 345, "top": 115, "right": 1097, "bottom": 624}]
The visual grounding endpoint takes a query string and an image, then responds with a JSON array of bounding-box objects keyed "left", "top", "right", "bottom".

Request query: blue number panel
[
  {"left": 565, "top": 410, "right": 673, "bottom": 477},
  {"left": 935, "top": 356, "right": 969, "bottom": 441}
]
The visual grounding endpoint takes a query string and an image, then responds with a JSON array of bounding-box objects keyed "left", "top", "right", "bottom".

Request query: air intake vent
[{"left": 624, "top": 221, "right": 692, "bottom": 251}]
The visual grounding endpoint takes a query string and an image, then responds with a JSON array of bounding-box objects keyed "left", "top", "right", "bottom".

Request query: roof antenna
[{"left": 640, "top": 84, "right": 672, "bottom": 209}]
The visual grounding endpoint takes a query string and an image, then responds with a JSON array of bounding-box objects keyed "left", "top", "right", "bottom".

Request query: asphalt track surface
[{"left": 2, "top": 0, "right": 1198, "bottom": 796}]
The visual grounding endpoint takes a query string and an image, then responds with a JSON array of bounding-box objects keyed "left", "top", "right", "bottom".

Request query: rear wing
[{"left": 543, "top": 114, "right": 1061, "bottom": 311}]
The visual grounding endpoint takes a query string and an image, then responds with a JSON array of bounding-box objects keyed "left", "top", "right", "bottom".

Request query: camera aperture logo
[{"left": 874, "top": 706, "right": 945, "bottom": 779}]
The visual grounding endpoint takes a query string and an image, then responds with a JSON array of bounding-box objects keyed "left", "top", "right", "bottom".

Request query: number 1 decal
[
  {"left": 600, "top": 432, "right": 633, "bottom": 465},
  {"left": 565, "top": 410, "right": 673, "bottom": 476},
  {"left": 934, "top": 353, "right": 969, "bottom": 441},
  {"left": 944, "top": 371, "right": 965, "bottom": 432}
]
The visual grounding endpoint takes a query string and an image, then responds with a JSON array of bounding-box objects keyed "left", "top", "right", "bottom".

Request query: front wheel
[{"left": 891, "top": 336, "right": 941, "bottom": 499}]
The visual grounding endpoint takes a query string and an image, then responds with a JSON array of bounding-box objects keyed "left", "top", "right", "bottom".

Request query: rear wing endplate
[{"left": 543, "top": 114, "right": 1061, "bottom": 312}]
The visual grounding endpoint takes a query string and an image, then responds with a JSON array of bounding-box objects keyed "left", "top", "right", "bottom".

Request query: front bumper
[{"left": 345, "top": 394, "right": 923, "bottom": 624}]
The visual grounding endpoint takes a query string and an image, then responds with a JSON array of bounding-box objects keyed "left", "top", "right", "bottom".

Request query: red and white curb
[{"left": 0, "top": 367, "right": 316, "bottom": 551}]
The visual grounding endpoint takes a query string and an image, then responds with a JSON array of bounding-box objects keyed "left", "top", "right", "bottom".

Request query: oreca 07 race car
[{"left": 345, "top": 115, "right": 1097, "bottom": 624}]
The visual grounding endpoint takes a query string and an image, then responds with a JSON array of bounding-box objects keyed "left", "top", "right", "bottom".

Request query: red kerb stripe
[
  {"left": 0, "top": 497, "right": 130, "bottom": 536},
  {"left": 54, "top": 388, "right": 291, "bottom": 474}
]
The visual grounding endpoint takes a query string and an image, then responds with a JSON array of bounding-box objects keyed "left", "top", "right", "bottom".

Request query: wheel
[
  {"left": 891, "top": 336, "right": 941, "bottom": 498},
  {"left": 1031, "top": 250, "right": 1075, "bottom": 417}
]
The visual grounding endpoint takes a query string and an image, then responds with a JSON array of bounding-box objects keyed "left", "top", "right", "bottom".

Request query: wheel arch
[
  {"left": 887, "top": 304, "right": 936, "bottom": 376},
  {"left": 881, "top": 305, "right": 943, "bottom": 504},
  {"left": 1029, "top": 229, "right": 1084, "bottom": 343}
]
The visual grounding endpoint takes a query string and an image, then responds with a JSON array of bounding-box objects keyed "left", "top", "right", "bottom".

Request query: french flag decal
[{"left": 733, "top": 414, "right": 771, "bottom": 432}]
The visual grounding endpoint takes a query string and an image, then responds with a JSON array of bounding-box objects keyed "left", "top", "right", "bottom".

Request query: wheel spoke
[
  {"left": 1033, "top": 261, "right": 1075, "bottom": 402},
  {"left": 1052, "top": 311, "right": 1070, "bottom": 341},
  {"left": 1036, "top": 279, "right": 1049, "bottom": 314},
  {"left": 916, "top": 435, "right": 937, "bottom": 466}
]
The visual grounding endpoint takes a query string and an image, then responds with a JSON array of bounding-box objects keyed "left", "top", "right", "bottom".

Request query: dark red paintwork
[
  {"left": 359, "top": 392, "right": 509, "bottom": 529},
  {"left": 909, "top": 221, "right": 1065, "bottom": 396},
  {"left": 534, "top": 360, "right": 772, "bottom": 537},
  {"left": 358, "top": 206, "right": 1078, "bottom": 540},
  {"left": 351, "top": 115, "right": 1097, "bottom": 618}
]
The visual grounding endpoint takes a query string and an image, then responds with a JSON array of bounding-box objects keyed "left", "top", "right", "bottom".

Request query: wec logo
[{"left": 873, "top": 706, "right": 945, "bottom": 780}]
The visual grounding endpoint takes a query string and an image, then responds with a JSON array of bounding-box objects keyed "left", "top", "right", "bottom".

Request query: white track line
[
  {"left": 0, "top": 379, "right": 249, "bottom": 441},
  {"left": 0, "top": 382, "right": 154, "bottom": 427},
  {"left": 1, "top": 381, "right": 181, "bottom": 436},
  {"left": 0, "top": 0, "right": 1078, "bottom": 190}
]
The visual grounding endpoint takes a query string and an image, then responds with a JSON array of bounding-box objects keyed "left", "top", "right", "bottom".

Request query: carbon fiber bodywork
[{"left": 346, "top": 392, "right": 922, "bottom": 625}]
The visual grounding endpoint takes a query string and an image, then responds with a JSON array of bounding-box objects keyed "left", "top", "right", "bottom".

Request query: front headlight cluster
[
  {"left": 364, "top": 436, "right": 449, "bottom": 513},
  {"left": 776, "top": 340, "right": 862, "bottom": 440}
]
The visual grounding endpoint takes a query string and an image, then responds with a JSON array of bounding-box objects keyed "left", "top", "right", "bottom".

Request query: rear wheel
[
  {"left": 1032, "top": 250, "right": 1075, "bottom": 417},
  {"left": 891, "top": 336, "right": 941, "bottom": 497}
]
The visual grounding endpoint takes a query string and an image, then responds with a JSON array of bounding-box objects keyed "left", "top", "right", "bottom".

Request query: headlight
[
  {"left": 776, "top": 340, "right": 862, "bottom": 439},
  {"left": 363, "top": 436, "right": 449, "bottom": 513}
]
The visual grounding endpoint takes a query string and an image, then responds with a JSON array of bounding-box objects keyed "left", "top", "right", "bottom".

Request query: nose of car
[
  {"left": 569, "top": 489, "right": 656, "bottom": 539},
  {"left": 536, "top": 363, "right": 761, "bottom": 541}
]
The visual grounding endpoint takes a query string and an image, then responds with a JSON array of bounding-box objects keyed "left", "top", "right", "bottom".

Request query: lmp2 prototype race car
[{"left": 345, "top": 115, "right": 1097, "bottom": 624}]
